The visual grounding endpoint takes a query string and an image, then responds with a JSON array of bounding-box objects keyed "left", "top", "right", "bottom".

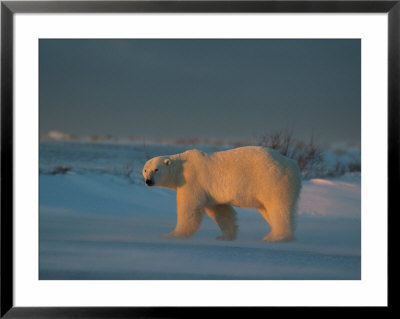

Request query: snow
[
  {"left": 46, "top": 130, "right": 71, "bottom": 141},
  {"left": 299, "top": 176, "right": 361, "bottom": 218},
  {"left": 39, "top": 141, "right": 361, "bottom": 280}
]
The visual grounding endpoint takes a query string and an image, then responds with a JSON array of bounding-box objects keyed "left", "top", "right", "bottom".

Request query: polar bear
[{"left": 142, "top": 146, "right": 301, "bottom": 242}]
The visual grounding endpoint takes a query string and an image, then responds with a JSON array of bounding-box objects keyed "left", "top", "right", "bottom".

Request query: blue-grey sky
[{"left": 39, "top": 39, "right": 360, "bottom": 145}]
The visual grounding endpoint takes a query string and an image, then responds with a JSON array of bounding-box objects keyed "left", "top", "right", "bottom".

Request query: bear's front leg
[
  {"left": 205, "top": 205, "right": 238, "bottom": 240},
  {"left": 162, "top": 188, "right": 205, "bottom": 239}
]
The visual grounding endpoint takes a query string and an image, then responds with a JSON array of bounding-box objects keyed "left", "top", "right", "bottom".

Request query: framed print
[{"left": 1, "top": 0, "right": 396, "bottom": 317}]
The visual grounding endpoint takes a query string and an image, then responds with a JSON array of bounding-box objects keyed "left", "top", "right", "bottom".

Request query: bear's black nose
[{"left": 145, "top": 179, "right": 153, "bottom": 186}]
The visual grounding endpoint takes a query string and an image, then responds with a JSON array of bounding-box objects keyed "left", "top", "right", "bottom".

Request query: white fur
[{"left": 142, "top": 146, "right": 302, "bottom": 242}]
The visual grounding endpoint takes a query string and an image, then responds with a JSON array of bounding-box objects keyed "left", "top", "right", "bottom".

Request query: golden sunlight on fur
[{"left": 143, "top": 146, "right": 301, "bottom": 242}]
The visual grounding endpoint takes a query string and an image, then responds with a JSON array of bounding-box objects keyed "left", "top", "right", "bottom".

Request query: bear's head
[{"left": 142, "top": 156, "right": 175, "bottom": 188}]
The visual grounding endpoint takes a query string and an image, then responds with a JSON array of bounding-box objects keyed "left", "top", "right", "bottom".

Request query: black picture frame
[{"left": 1, "top": 0, "right": 396, "bottom": 317}]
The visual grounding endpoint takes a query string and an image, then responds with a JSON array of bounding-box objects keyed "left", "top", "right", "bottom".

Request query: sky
[{"left": 39, "top": 39, "right": 360, "bottom": 146}]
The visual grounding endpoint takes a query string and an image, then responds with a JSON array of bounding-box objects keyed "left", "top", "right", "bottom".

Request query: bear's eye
[
  {"left": 155, "top": 169, "right": 159, "bottom": 172},
  {"left": 144, "top": 169, "right": 147, "bottom": 172}
]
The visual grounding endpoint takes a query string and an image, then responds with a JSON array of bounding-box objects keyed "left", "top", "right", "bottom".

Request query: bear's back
[
  {"left": 211, "top": 146, "right": 279, "bottom": 167},
  {"left": 179, "top": 146, "right": 297, "bottom": 179}
]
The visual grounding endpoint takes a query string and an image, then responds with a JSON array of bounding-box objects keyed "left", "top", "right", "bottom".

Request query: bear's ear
[{"left": 164, "top": 158, "right": 171, "bottom": 166}]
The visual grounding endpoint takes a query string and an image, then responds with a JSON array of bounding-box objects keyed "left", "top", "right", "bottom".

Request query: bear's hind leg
[
  {"left": 205, "top": 205, "right": 238, "bottom": 240},
  {"left": 258, "top": 205, "right": 294, "bottom": 242}
]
